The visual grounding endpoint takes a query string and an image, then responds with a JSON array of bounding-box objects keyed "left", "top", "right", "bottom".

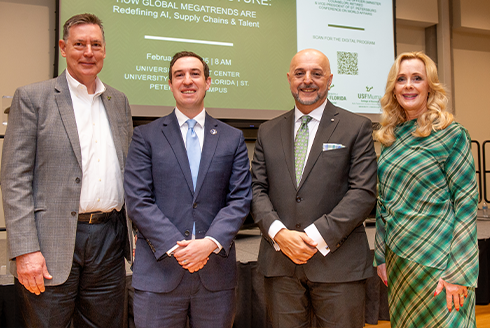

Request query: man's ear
[
  {"left": 205, "top": 76, "right": 211, "bottom": 91},
  {"left": 59, "top": 39, "right": 67, "bottom": 58}
]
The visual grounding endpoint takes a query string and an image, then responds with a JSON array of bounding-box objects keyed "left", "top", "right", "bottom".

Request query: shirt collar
[
  {"left": 175, "top": 107, "right": 206, "bottom": 128},
  {"left": 65, "top": 70, "right": 106, "bottom": 96},
  {"left": 294, "top": 98, "right": 328, "bottom": 124}
]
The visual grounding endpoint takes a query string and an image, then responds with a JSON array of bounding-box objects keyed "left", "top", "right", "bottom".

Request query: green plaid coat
[{"left": 374, "top": 120, "right": 479, "bottom": 287}]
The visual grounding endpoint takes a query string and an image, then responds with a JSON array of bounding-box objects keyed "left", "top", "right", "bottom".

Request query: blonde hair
[{"left": 375, "top": 52, "right": 453, "bottom": 147}]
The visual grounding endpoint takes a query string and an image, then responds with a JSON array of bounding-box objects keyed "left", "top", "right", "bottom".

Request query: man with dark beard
[{"left": 250, "top": 49, "right": 377, "bottom": 327}]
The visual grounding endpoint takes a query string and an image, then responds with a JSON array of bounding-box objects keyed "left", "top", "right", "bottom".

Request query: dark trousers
[
  {"left": 0, "top": 284, "right": 23, "bottom": 328},
  {"left": 264, "top": 266, "right": 366, "bottom": 328},
  {"left": 16, "top": 213, "right": 127, "bottom": 328},
  {"left": 134, "top": 270, "right": 235, "bottom": 328}
]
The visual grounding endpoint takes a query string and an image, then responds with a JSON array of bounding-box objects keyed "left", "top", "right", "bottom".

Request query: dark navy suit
[{"left": 124, "top": 110, "right": 251, "bottom": 326}]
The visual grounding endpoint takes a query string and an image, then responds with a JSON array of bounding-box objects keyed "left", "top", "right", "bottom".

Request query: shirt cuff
[
  {"left": 304, "top": 224, "right": 330, "bottom": 256},
  {"left": 268, "top": 220, "right": 287, "bottom": 251},
  {"left": 205, "top": 236, "right": 222, "bottom": 254},
  {"left": 167, "top": 244, "right": 179, "bottom": 256}
]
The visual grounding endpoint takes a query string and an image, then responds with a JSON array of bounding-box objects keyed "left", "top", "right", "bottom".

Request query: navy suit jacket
[{"left": 124, "top": 110, "right": 252, "bottom": 293}]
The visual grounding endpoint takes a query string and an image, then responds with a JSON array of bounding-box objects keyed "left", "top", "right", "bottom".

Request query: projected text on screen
[{"left": 59, "top": 0, "right": 394, "bottom": 117}]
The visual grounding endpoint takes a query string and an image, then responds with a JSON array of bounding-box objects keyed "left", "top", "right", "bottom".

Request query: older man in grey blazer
[
  {"left": 2, "top": 13, "right": 133, "bottom": 328},
  {"left": 251, "top": 49, "right": 377, "bottom": 327}
]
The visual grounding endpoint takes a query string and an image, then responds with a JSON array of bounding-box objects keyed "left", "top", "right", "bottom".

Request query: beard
[{"left": 291, "top": 84, "right": 328, "bottom": 106}]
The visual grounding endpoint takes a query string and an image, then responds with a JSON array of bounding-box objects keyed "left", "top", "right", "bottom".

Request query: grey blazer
[
  {"left": 251, "top": 101, "right": 377, "bottom": 283},
  {"left": 2, "top": 70, "right": 133, "bottom": 285}
]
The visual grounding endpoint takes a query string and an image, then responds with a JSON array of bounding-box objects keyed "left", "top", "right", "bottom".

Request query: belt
[{"left": 78, "top": 209, "right": 118, "bottom": 224}]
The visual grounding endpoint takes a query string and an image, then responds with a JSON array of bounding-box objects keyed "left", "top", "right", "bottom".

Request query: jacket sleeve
[
  {"left": 2, "top": 87, "right": 40, "bottom": 259},
  {"left": 205, "top": 132, "right": 252, "bottom": 256},
  {"left": 374, "top": 199, "right": 387, "bottom": 266},
  {"left": 441, "top": 126, "right": 479, "bottom": 287},
  {"left": 250, "top": 125, "right": 282, "bottom": 243},
  {"left": 313, "top": 118, "right": 377, "bottom": 253},
  {"left": 124, "top": 127, "right": 185, "bottom": 261}
]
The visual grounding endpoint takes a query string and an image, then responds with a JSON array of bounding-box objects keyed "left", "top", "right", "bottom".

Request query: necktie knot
[
  {"left": 301, "top": 115, "right": 312, "bottom": 126},
  {"left": 187, "top": 119, "right": 197, "bottom": 130}
]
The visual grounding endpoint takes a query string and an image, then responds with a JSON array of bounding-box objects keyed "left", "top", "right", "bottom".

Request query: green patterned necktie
[{"left": 294, "top": 115, "right": 312, "bottom": 186}]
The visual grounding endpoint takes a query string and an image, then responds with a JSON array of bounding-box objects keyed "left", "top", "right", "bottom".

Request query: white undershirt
[{"left": 65, "top": 71, "right": 124, "bottom": 214}]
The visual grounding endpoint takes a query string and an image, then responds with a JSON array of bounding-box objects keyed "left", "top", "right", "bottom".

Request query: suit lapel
[
  {"left": 194, "top": 114, "right": 219, "bottom": 198},
  {"left": 54, "top": 71, "right": 82, "bottom": 170},
  {"left": 102, "top": 88, "right": 124, "bottom": 171},
  {"left": 161, "top": 111, "right": 195, "bottom": 194},
  {"left": 299, "top": 102, "right": 339, "bottom": 189},
  {"left": 280, "top": 110, "right": 297, "bottom": 189}
]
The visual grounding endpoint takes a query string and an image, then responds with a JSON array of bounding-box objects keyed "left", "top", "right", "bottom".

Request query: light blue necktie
[{"left": 186, "top": 119, "right": 201, "bottom": 191}]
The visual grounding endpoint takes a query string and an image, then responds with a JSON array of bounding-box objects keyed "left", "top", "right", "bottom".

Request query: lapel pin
[
  {"left": 107, "top": 96, "right": 111, "bottom": 101},
  {"left": 331, "top": 119, "right": 335, "bottom": 122},
  {"left": 210, "top": 129, "right": 217, "bottom": 135}
]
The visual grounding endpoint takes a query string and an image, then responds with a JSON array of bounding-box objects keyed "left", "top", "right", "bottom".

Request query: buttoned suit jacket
[
  {"left": 2, "top": 70, "right": 134, "bottom": 285},
  {"left": 124, "top": 111, "right": 252, "bottom": 293},
  {"left": 251, "top": 101, "right": 377, "bottom": 282}
]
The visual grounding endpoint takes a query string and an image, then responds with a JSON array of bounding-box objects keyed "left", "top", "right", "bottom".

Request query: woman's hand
[
  {"left": 434, "top": 278, "right": 468, "bottom": 312},
  {"left": 377, "top": 263, "right": 388, "bottom": 287}
]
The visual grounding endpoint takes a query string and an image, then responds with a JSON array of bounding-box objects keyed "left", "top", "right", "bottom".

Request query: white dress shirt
[
  {"left": 174, "top": 107, "right": 205, "bottom": 151},
  {"left": 268, "top": 98, "right": 330, "bottom": 256},
  {"left": 65, "top": 71, "right": 124, "bottom": 214}
]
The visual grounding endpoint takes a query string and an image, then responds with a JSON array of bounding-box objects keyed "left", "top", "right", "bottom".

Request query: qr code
[{"left": 337, "top": 51, "right": 358, "bottom": 75}]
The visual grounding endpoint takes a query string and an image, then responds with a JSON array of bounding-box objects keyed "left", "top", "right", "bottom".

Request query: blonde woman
[{"left": 374, "top": 52, "right": 478, "bottom": 327}]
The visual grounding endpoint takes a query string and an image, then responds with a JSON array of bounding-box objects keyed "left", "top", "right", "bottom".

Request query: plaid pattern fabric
[
  {"left": 386, "top": 247, "right": 476, "bottom": 328},
  {"left": 374, "top": 120, "right": 479, "bottom": 287}
]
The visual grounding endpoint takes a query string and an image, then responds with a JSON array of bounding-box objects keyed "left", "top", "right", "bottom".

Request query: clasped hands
[
  {"left": 274, "top": 229, "right": 318, "bottom": 264},
  {"left": 377, "top": 263, "right": 468, "bottom": 312},
  {"left": 173, "top": 238, "right": 216, "bottom": 273}
]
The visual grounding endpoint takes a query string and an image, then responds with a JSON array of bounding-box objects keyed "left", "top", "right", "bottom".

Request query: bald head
[
  {"left": 289, "top": 49, "right": 330, "bottom": 73},
  {"left": 287, "top": 49, "right": 333, "bottom": 114}
]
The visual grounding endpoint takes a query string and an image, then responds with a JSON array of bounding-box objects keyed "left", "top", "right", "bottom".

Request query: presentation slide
[
  {"left": 298, "top": 1, "right": 394, "bottom": 114},
  {"left": 59, "top": 0, "right": 394, "bottom": 119}
]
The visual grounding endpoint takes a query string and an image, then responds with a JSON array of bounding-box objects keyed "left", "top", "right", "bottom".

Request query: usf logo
[{"left": 366, "top": 86, "right": 373, "bottom": 92}]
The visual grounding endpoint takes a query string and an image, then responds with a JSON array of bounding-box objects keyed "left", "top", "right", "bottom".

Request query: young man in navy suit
[{"left": 124, "top": 51, "right": 252, "bottom": 328}]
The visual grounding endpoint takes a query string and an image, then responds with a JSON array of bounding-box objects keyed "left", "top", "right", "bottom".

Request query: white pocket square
[{"left": 323, "top": 143, "right": 345, "bottom": 151}]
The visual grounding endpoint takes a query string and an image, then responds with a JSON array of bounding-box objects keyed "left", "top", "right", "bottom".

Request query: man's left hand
[
  {"left": 274, "top": 229, "right": 317, "bottom": 264},
  {"left": 174, "top": 239, "right": 216, "bottom": 273}
]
